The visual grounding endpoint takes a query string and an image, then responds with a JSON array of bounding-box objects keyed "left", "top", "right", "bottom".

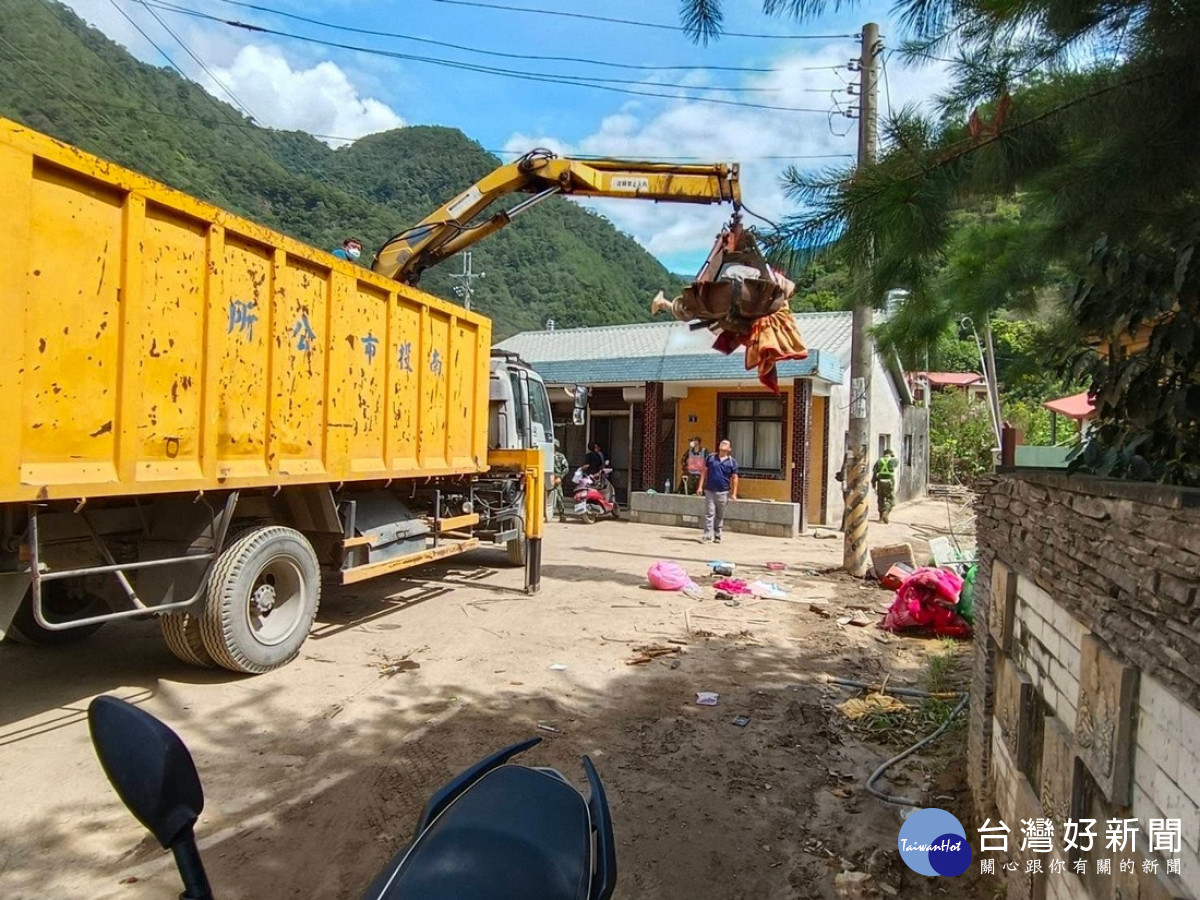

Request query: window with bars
[{"left": 721, "top": 396, "right": 785, "bottom": 475}]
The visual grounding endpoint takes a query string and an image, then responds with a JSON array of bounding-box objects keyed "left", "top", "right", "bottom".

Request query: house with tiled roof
[{"left": 496, "top": 311, "right": 928, "bottom": 527}]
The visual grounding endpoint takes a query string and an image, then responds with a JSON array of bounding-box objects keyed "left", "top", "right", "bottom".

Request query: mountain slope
[{"left": 0, "top": 0, "right": 686, "bottom": 337}]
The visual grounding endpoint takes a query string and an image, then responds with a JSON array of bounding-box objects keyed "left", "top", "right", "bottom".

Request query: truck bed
[{"left": 0, "top": 118, "right": 491, "bottom": 503}]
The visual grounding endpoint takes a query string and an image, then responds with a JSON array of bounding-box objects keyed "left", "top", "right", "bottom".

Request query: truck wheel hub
[{"left": 251, "top": 584, "right": 277, "bottom": 615}]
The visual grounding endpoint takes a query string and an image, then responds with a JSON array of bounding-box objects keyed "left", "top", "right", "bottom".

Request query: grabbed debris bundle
[{"left": 650, "top": 217, "right": 808, "bottom": 392}]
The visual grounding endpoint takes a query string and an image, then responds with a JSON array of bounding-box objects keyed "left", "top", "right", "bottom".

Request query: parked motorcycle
[
  {"left": 559, "top": 469, "right": 620, "bottom": 524},
  {"left": 86, "top": 696, "right": 617, "bottom": 900}
]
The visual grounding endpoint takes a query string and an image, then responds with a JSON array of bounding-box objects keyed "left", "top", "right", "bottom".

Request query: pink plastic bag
[{"left": 647, "top": 561, "right": 693, "bottom": 591}]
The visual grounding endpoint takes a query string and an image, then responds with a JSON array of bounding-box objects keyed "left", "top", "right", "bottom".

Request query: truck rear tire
[
  {"left": 199, "top": 526, "right": 321, "bottom": 674},
  {"left": 160, "top": 610, "right": 214, "bottom": 668},
  {"left": 6, "top": 584, "right": 107, "bottom": 646},
  {"left": 506, "top": 532, "right": 527, "bottom": 567}
]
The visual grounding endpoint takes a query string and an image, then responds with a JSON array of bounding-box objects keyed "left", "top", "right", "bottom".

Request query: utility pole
[
  {"left": 842, "top": 22, "right": 880, "bottom": 577},
  {"left": 449, "top": 251, "right": 484, "bottom": 311}
]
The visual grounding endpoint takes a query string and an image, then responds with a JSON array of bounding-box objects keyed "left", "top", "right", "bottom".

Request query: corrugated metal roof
[
  {"left": 528, "top": 352, "right": 834, "bottom": 386},
  {"left": 1043, "top": 391, "right": 1094, "bottom": 420},
  {"left": 916, "top": 371, "right": 985, "bottom": 386},
  {"left": 496, "top": 312, "right": 852, "bottom": 385}
]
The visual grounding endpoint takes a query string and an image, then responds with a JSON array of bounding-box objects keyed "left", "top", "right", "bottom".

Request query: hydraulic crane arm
[{"left": 371, "top": 148, "right": 741, "bottom": 285}]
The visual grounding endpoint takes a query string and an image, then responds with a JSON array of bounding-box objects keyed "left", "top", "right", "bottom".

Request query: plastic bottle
[{"left": 664, "top": 478, "right": 672, "bottom": 494}]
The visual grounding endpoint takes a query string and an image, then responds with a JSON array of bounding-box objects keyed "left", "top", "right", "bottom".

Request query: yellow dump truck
[{"left": 0, "top": 118, "right": 740, "bottom": 673}]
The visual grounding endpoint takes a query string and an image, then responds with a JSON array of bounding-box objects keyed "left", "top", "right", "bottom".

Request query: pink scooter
[{"left": 562, "top": 469, "right": 620, "bottom": 524}]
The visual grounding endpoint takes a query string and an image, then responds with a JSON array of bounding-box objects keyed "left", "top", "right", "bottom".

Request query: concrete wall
[
  {"left": 628, "top": 491, "right": 801, "bottom": 538},
  {"left": 824, "top": 352, "right": 924, "bottom": 527},
  {"left": 972, "top": 473, "right": 1200, "bottom": 899}
]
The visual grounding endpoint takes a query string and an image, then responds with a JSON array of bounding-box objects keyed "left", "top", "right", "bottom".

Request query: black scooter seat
[{"left": 365, "top": 765, "right": 593, "bottom": 899}]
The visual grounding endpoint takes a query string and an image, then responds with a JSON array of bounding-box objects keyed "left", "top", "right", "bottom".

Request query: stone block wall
[
  {"left": 974, "top": 473, "right": 1200, "bottom": 900},
  {"left": 627, "top": 492, "right": 801, "bottom": 539}
]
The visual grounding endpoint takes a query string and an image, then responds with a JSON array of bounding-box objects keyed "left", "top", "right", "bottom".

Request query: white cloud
[
  {"left": 210, "top": 45, "right": 404, "bottom": 144},
  {"left": 505, "top": 43, "right": 950, "bottom": 271},
  {"left": 59, "top": 0, "right": 404, "bottom": 146}
]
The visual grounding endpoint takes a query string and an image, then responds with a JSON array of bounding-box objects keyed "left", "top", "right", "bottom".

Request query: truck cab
[{"left": 489, "top": 350, "right": 555, "bottom": 471}]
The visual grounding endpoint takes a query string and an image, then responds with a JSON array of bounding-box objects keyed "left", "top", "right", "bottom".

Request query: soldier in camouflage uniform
[{"left": 871, "top": 449, "right": 899, "bottom": 524}]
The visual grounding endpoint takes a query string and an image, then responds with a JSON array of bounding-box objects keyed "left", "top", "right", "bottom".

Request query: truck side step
[
  {"left": 341, "top": 538, "right": 480, "bottom": 585},
  {"left": 435, "top": 513, "right": 480, "bottom": 533}
]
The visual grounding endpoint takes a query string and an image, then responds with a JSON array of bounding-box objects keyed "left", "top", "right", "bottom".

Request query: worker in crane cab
[{"left": 333, "top": 237, "right": 364, "bottom": 263}]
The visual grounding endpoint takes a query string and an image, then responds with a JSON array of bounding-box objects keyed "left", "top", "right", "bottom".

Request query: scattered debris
[
  {"left": 713, "top": 578, "right": 752, "bottom": 595},
  {"left": 747, "top": 580, "right": 788, "bottom": 600},
  {"left": 119, "top": 877, "right": 139, "bottom": 885},
  {"left": 696, "top": 691, "right": 720, "bottom": 706},
  {"left": 708, "top": 560, "right": 736, "bottom": 577},
  {"left": 879, "top": 563, "right": 914, "bottom": 591},
  {"left": 765, "top": 561, "right": 787, "bottom": 571},
  {"left": 849, "top": 615, "right": 873, "bottom": 627},
  {"left": 627, "top": 644, "right": 683, "bottom": 665},
  {"left": 724, "top": 599, "right": 741, "bottom": 608},
  {"left": 836, "top": 616, "right": 853, "bottom": 626},
  {"left": 880, "top": 567, "right": 972, "bottom": 638},
  {"left": 868, "top": 542, "right": 916, "bottom": 579},
  {"left": 377, "top": 649, "right": 423, "bottom": 677},
  {"left": 837, "top": 693, "right": 910, "bottom": 720},
  {"left": 715, "top": 590, "right": 734, "bottom": 602},
  {"left": 810, "top": 604, "right": 833, "bottom": 618},
  {"left": 648, "top": 561, "right": 697, "bottom": 592},
  {"left": 536, "top": 723, "right": 562, "bottom": 734},
  {"left": 379, "top": 659, "right": 421, "bottom": 676},
  {"left": 548, "top": 663, "right": 568, "bottom": 671},
  {"left": 834, "top": 871, "right": 882, "bottom": 900},
  {"left": 732, "top": 715, "right": 751, "bottom": 727}
]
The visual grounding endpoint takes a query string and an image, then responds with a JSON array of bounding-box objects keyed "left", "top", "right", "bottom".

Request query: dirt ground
[{"left": 0, "top": 495, "right": 999, "bottom": 900}]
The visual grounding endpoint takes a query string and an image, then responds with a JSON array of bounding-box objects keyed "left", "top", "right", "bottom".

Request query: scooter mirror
[{"left": 88, "top": 696, "right": 205, "bottom": 850}]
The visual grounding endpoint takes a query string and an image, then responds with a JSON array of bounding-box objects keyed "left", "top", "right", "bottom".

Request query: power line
[
  {"left": 105, "top": 0, "right": 188, "bottom": 77},
  {"left": 485, "top": 149, "right": 854, "bottom": 161},
  {"left": 0, "top": 34, "right": 125, "bottom": 144},
  {"left": 6, "top": 81, "right": 856, "bottom": 160},
  {"left": 422, "top": 0, "right": 856, "bottom": 41},
  {"left": 108, "top": 0, "right": 284, "bottom": 162},
  {"left": 881, "top": 50, "right": 895, "bottom": 119},
  {"left": 138, "top": 2, "right": 837, "bottom": 113},
  {"left": 130, "top": 0, "right": 258, "bottom": 120},
  {"left": 143, "top": 0, "right": 775, "bottom": 94},
  {"left": 203, "top": 0, "right": 775, "bottom": 74}
]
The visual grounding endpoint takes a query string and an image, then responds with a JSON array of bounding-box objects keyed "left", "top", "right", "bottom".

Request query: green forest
[{"left": 0, "top": 0, "right": 688, "bottom": 339}]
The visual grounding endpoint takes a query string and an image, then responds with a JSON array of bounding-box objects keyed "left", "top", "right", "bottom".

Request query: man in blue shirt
[
  {"left": 695, "top": 439, "right": 739, "bottom": 543},
  {"left": 332, "top": 237, "right": 363, "bottom": 263}
]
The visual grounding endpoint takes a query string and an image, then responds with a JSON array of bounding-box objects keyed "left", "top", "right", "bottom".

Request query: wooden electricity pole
[{"left": 843, "top": 22, "right": 880, "bottom": 576}]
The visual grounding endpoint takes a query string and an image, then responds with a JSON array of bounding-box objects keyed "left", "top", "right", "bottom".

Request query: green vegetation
[
  {"left": 685, "top": 0, "right": 1200, "bottom": 485},
  {"left": 0, "top": 0, "right": 686, "bottom": 339}
]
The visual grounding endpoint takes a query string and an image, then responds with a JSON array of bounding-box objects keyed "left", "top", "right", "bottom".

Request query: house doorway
[{"left": 589, "top": 410, "right": 638, "bottom": 503}]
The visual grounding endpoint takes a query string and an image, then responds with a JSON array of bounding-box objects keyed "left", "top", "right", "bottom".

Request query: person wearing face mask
[{"left": 333, "top": 237, "right": 364, "bottom": 264}]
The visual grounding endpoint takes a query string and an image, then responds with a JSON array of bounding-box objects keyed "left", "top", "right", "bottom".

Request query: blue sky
[{"left": 60, "top": 0, "right": 949, "bottom": 273}]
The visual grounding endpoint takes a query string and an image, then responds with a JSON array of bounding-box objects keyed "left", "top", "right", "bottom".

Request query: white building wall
[{"left": 823, "top": 351, "right": 910, "bottom": 527}]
